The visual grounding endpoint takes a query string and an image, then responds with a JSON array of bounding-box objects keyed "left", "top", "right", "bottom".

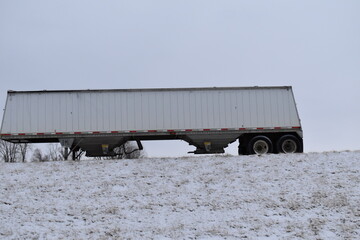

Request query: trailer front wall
[{"left": 1, "top": 87, "right": 300, "bottom": 135}]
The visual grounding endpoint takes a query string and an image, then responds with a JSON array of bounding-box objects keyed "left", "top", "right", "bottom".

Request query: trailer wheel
[
  {"left": 277, "top": 135, "right": 300, "bottom": 154},
  {"left": 248, "top": 136, "right": 273, "bottom": 155}
]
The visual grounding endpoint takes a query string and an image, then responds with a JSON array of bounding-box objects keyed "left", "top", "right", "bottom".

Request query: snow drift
[{"left": 1, "top": 152, "right": 360, "bottom": 239}]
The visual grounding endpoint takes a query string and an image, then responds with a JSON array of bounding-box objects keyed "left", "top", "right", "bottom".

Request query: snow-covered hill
[{"left": 1, "top": 152, "right": 360, "bottom": 239}]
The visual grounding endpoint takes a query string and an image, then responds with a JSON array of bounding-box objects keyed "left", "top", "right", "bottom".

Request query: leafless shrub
[
  {"left": 31, "top": 148, "right": 49, "bottom": 162},
  {"left": 47, "top": 143, "right": 64, "bottom": 161},
  {"left": 31, "top": 144, "right": 66, "bottom": 162}
]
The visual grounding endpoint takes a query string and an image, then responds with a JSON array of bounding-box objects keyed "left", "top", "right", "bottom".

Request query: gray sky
[{"left": 1, "top": 0, "right": 359, "bottom": 156}]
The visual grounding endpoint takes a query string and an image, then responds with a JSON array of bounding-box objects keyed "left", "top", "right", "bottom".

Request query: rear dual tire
[
  {"left": 243, "top": 134, "right": 302, "bottom": 155},
  {"left": 247, "top": 136, "right": 273, "bottom": 155},
  {"left": 277, "top": 135, "right": 301, "bottom": 154}
]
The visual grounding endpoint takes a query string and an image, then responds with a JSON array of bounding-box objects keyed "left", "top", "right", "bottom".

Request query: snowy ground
[{"left": 1, "top": 152, "right": 360, "bottom": 239}]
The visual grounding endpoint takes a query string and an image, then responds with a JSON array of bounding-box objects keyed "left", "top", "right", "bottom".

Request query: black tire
[
  {"left": 247, "top": 136, "right": 273, "bottom": 155},
  {"left": 277, "top": 135, "right": 301, "bottom": 154}
]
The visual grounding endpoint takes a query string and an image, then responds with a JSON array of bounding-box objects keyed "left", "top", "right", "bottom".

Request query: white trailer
[{"left": 0, "top": 86, "right": 303, "bottom": 159}]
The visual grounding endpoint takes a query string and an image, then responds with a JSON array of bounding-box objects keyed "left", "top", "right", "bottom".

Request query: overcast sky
[{"left": 0, "top": 0, "right": 359, "bottom": 156}]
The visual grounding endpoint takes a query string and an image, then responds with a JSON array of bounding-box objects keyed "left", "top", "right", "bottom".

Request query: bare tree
[
  {"left": 0, "top": 140, "right": 19, "bottom": 163},
  {"left": 47, "top": 143, "right": 64, "bottom": 161},
  {"left": 18, "top": 143, "right": 31, "bottom": 163}
]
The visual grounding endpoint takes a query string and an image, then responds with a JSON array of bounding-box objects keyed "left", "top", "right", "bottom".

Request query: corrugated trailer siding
[{"left": 1, "top": 87, "right": 301, "bottom": 134}]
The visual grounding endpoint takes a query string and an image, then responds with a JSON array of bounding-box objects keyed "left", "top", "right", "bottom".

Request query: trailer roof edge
[{"left": 7, "top": 86, "right": 292, "bottom": 94}]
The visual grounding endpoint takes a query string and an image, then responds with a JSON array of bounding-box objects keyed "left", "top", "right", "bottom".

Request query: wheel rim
[
  {"left": 281, "top": 139, "right": 297, "bottom": 153},
  {"left": 253, "top": 140, "right": 269, "bottom": 154}
]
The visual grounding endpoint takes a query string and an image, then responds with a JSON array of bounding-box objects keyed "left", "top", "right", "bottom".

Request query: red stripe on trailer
[
  {"left": 129, "top": 131, "right": 137, "bottom": 133},
  {"left": 257, "top": 128, "right": 264, "bottom": 130},
  {"left": 74, "top": 132, "right": 82, "bottom": 134},
  {"left": 37, "top": 133, "right": 44, "bottom": 135},
  {"left": 1, "top": 134, "right": 11, "bottom": 136},
  {"left": 185, "top": 129, "right": 193, "bottom": 132},
  {"left": 274, "top": 127, "right": 282, "bottom": 130},
  {"left": 92, "top": 131, "right": 100, "bottom": 134},
  {"left": 221, "top": 128, "right": 228, "bottom": 131},
  {"left": 292, "top": 126, "right": 301, "bottom": 129},
  {"left": 56, "top": 132, "right": 63, "bottom": 135},
  {"left": 167, "top": 130, "right": 175, "bottom": 132},
  {"left": 18, "top": 133, "right": 26, "bottom": 135},
  {"left": 239, "top": 128, "right": 246, "bottom": 130},
  {"left": 111, "top": 131, "right": 119, "bottom": 133},
  {"left": 203, "top": 129, "right": 211, "bottom": 131},
  {"left": 148, "top": 130, "right": 157, "bottom": 133}
]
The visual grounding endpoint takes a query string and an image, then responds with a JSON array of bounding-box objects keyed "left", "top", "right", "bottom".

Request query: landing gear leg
[
  {"left": 64, "top": 147, "right": 69, "bottom": 160},
  {"left": 72, "top": 150, "right": 76, "bottom": 161}
]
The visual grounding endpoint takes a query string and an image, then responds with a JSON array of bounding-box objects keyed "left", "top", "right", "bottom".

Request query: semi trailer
[{"left": 0, "top": 86, "right": 303, "bottom": 159}]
